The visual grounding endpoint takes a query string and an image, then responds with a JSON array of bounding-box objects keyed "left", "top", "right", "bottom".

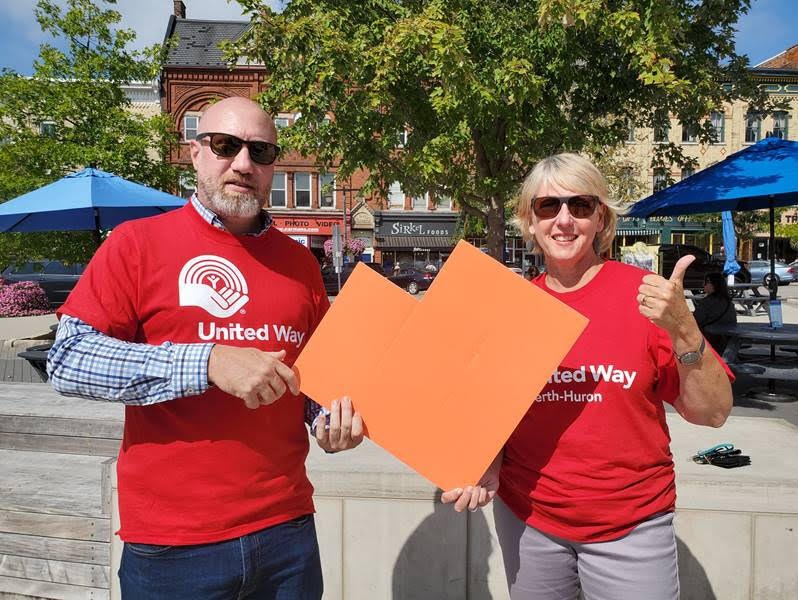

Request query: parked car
[
  {"left": 393, "top": 267, "right": 436, "bottom": 294},
  {"left": 320, "top": 262, "right": 414, "bottom": 295},
  {"left": 657, "top": 244, "right": 750, "bottom": 292},
  {"left": 1, "top": 260, "right": 85, "bottom": 307},
  {"left": 744, "top": 260, "right": 797, "bottom": 286}
]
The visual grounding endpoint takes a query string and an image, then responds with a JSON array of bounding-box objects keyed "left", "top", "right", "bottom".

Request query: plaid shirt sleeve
[
  {"left": 47, "top": 315, "right": 212, "bottom": 405},
  {"left": 49, "top": 315, "right": 330, "bottom": 428}
]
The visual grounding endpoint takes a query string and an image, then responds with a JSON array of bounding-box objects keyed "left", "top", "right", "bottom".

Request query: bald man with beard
[{"left": 49, "top": 97, "right": 363, "bottom": 599}]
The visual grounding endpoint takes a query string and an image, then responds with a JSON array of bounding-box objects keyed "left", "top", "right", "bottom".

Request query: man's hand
[
  {"left": 316, "top": 396, "right": 364, "bottom": 453},
  {"left": 208, "top": 345, "right": 299, "bottom": 409}
]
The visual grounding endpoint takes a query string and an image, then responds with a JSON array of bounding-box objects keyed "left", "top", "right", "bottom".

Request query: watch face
[{"left": 679, "top": 351, "right": 701, "bottom": 365}]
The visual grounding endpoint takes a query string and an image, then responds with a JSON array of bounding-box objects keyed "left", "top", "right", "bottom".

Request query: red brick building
[{"left": 160, "top": 1, "right": 459, "bottom": 268}]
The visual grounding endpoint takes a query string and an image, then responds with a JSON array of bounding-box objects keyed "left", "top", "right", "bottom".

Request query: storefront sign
[
  {"left": 376, "top": 217, "right": 457, "bottom": 237},
  {"left": 289, "top": 235, "right": 309, "bottom": 247},
  {"left": 273, "top": 216, "right": 343, "bottom": 235}
]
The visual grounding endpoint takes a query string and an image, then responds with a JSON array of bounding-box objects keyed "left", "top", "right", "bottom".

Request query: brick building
[{"left": 159, "top": 1, "right": 459, "bottom": 268}]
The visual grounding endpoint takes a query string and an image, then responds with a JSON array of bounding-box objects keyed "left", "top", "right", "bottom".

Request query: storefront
[
  {"left": 374, "top": 212, "right": 458, "bottom": 270},
  {"left": 271, "top": 215, "right": 345, "bottom": 263},
  {"left": 614, "top": 216, "right": 718, "bottom": 257}
]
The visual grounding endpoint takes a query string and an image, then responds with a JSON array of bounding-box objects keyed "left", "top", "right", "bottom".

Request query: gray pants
[{"left": 493, "top": 497, "right": 679, "bottom": 600}]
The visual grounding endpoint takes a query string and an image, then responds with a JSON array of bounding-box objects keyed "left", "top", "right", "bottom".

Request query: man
[{"left": 48, "top": 97, "right": 363, "bottom": 599}]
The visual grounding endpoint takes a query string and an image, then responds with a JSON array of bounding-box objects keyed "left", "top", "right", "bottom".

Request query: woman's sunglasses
[
  {"left": 196, "top": 132, "right": 281, "bottom": 166},
  {"left": 532, "top": 195, "right": 599, "bottom": 219}
]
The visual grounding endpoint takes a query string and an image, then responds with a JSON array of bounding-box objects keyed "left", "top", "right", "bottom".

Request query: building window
[
  {"left": 294, "top": 172, "right": 311, "bottom": 208},
  {"left": 709, "top": 111, "right": 725, "bottom": 143},
  {"left": 653, "top": 169, "right": 668, "bottom": 192},
  {"left": 388, "top": 181, "right": 405, "bottom": 209},
  {"left": 275, "top": 117, "right": 290, "bottom": 129},
  {"left": 681, "top": 167, "right": 695, "bottom": 180},
  {"left": 681, "top": 124, "right": 697, "bottom": 143},
  {"left": 397, "top": 129, "right": 409, "bottom": 147},
  {"left": 183, "top": 114, "right": 199, "bottom": 141},
  {"left": 745, "top": 112, "right": 762, "bottom": 143},
  {"left": 319, "top": 173, "right": 335, "bottom": 209},
  {"left": 773, "top": 111, "right": 788, "bottom": 139},
  {"left": 39, "top": 121, "right": 56, "bottom": 137},
  {"left": 653, "top": 116, "right": 669, "bottom": 144},
  {"left": 626, "top": 122, "right": 636, "bottom": 143},
  {"left": 436, "top": 194, "right": 453, "bottom": 210},
  {"left": 412, "top": 193, "right": 428, "bottom": 211},
  {"left": 270, "top": 172, "right": 286, "bottom": 207}
]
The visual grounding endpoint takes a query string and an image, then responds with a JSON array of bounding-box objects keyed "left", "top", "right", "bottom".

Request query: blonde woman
[{"left": 443, "top": 153, "right": 732, "bottom": 600}]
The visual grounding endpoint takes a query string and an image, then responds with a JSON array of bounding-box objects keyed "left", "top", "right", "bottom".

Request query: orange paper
[{"left": 294, "top": 241, "right": 588, "bottom": 491}]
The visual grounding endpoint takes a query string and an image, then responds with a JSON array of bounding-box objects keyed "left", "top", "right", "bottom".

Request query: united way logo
[{"left": 179, "top": 255, "right": 250, "bottom": 318}]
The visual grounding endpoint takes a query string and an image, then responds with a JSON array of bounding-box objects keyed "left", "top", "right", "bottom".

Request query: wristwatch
[{"left": 675, "top": 337, "right": 706, "bottom": 365}]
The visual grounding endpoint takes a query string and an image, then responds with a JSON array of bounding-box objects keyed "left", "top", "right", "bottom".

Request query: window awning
[{"left": 376, "top": 236, "right": 456, "bottom": 249}]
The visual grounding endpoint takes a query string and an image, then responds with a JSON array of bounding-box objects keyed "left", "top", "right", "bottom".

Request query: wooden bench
[
  {"left": 16, "top": 344, "right": 52, "bottom": 383},
  {"left": 0, "top": 383, "right": 123, "bottom": 599}
]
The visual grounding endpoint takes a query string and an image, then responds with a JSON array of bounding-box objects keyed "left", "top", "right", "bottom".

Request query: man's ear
[{"left": 189, "top": 140, "right": 201, "bottom": 169}]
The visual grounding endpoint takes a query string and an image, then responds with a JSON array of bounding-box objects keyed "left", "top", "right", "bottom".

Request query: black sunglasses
[
  {"left": 196, "top": 132, "right": 280, "bottom": 166},
  {"left": 532, "top": 195, "right": 599, "bottom": 219}
]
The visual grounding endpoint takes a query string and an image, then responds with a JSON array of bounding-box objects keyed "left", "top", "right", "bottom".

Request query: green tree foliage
[
  {"left": 0, "top": 0, "right": 182, "bottom": 265},
  {"left": 230, "top": 0, "right": 772, "bottom": 258}
]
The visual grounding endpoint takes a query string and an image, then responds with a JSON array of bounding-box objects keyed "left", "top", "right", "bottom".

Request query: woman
[
  {"left": 693, "top": 272, "right": 737, "bottom": 353},
  {"left": 443, "top": 153, "right": 732, "bottom": 600}
]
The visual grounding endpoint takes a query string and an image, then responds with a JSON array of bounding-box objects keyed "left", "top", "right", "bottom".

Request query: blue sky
[{"left": 0, "top": 0, "right": 795, "bottom": 74}]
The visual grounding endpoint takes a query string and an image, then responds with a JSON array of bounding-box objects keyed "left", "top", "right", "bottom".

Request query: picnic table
[
  {"left": 727, "top": 283, "right": 770, "bottom": 316},
  {"left": 705, "top": 322, "right": 798, "bottom": 402}
]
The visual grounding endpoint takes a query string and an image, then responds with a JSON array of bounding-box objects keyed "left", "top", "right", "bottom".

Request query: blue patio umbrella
[
  {"left": 0, "top": 167, "right": 186, "bottom": 245},
  {"left": 721, "top": 211, "right": 740, "bottom": 276},
  {"left": 627, "top": 137, "right": 798, "bottom": 298}
]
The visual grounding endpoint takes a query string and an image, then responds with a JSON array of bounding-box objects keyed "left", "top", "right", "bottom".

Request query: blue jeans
[{"left": 119, "top": 514, "right": 323, "bottom": 600}]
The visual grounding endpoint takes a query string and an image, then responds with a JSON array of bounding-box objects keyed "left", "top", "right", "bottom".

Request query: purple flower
[{"left": 0, "top": 281, "right": 51, "bottom": 317}]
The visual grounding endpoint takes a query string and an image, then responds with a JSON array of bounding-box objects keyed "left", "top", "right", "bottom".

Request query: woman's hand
[
  {"left": 637, "top": 255, "right": 697, "bottom": 337},
  {"left": 441, "top": 451, "right": 501, "bottom": 512}
]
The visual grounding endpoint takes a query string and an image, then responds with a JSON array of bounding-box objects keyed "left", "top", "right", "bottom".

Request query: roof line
[{"left": 174, "top": 18, "right": 248, "bottom": 25}]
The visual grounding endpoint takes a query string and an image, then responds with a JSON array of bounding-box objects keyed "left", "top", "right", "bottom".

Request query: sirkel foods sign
[
  {"left": 377, "top": 218, "right": 457, "bottom": 237},
  {"left": 272, "top": 217, "right": 343, "bottom": 235}
]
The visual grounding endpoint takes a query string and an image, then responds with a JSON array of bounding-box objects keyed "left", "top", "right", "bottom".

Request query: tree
[
  {"left": 230, "top": 0, "right": 772, "bottom": 259},
  {"left": 0, "top": 0, "right": 182, "bottom": 265}
]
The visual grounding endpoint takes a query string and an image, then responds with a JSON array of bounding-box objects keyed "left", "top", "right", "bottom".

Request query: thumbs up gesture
[{"left": 637, "top": 255, "right": 696, "bottom": 334}]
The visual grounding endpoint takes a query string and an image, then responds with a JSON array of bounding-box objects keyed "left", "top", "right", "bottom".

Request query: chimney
[{"left": 173, "top": 1, "right": 186, "bottom": 19}]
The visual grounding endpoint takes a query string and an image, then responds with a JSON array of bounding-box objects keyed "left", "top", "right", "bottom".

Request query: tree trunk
[{"left": 485, "top": 197, "right": 506, "bottom": 262}]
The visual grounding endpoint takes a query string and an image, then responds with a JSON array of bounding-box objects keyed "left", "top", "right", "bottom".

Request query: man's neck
[{"left": 220, "top": 214, "right": 262, "bottom": 235}]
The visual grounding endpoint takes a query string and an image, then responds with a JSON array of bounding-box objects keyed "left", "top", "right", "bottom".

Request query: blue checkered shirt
[{"left": 47, "top": 196, "right": 328, "bottom": 430}]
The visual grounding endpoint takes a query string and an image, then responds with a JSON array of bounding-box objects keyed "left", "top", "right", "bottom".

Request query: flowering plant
[
  {"left": 323, "top": 237, "right": 367, "bottom": 258},
  {"left": 0, "top": 281, "right": 51, "bottom": 317}
]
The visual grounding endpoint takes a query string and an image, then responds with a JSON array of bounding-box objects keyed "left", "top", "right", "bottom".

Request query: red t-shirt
[
  {"left": 499, "top": 260, "right": 726, "bottom": 543},
  {"left": 60, "top": 204, "right": 329, "bottom": 544}
]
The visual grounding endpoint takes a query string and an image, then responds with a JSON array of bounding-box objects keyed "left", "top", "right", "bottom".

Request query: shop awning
[
  {"left": 377, "top": 236, "right": 456, "bottom": 249},
  {"left": 616, "top": 229, "right": 649, "bottom": 235}
]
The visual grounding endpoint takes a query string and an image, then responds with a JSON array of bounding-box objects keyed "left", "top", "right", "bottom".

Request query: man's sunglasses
[
  {"left": 532, "top": 195, "right": 599, "bottom": 219},
  {"left": 196, "top": 132, "right": 280, "bottom": 166}
]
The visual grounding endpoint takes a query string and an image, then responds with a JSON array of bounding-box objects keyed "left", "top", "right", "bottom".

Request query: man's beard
[{"left": 197, "top": 174, "right": 268, "bottom": 218}]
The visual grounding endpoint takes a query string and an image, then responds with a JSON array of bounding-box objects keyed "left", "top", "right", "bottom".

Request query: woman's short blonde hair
[{"left": 514, "top": 153, "right": 619, "bottom": 255}]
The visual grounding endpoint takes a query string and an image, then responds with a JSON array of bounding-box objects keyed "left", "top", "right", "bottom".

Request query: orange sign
[{"left": 294, "top": 240, "right": 588, "bottom": 491}]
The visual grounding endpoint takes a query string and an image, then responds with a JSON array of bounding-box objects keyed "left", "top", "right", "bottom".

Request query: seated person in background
[
  {"left": 693, "top": 271, "right": 737, "bottom": 353},
  {"left": 525, "top": 265, "right": 541, "bottom": 280}
]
